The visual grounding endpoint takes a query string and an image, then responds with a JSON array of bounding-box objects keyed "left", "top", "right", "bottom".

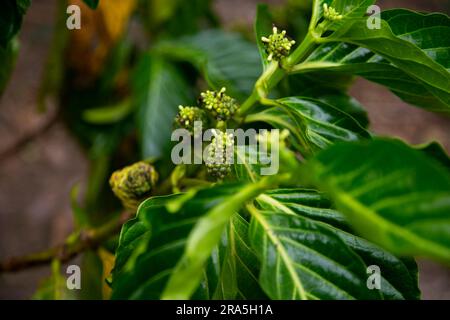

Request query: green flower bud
[
  {"left": 261, "top": 26, "right": 296, "bottom": 62},
  {"left": 200, "top": 87, "right": 239, "bottom": 121},
  {"left": 175, "top": 106, "right": 207, "bottom": 135},
  {"left": 323, "top": 3, "right": 343, "bottom": 21},
  {"left": 205, "top": 130, "right": 234, "bottom": 180},
  {"left": 109, "top": 161, "right": 159, "bottom": 211}
]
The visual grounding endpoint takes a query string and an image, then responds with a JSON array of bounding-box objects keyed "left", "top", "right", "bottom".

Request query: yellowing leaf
[{"left": 67, "top": 0, "right": 136, "bottom": 80}]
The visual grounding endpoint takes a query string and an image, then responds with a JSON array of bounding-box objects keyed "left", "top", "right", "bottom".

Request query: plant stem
[
  {"left": 238, "top": 32, "right": 317, "bottom": 116},
  {"left": 0, "top": 211, "right": 132, "bottom": 273},
  {"left": 285, "top": 32, "right": 316, "bottom": 68}
]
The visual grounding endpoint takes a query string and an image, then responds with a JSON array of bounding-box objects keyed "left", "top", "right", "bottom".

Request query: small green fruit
[{"left": 200, "top": 87, "right": 239, "bottom": 121}]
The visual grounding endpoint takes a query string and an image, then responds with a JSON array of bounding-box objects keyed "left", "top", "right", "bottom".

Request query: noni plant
[
  {"left": 0, "top": 0, "right": 449, "bottom": 301},
  {"left": 108, "top": 1, "right": 450, "bottom": 300}
]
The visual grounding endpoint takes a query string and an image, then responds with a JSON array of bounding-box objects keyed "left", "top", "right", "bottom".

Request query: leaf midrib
[{"left": 251, "top": 209, "right": 308, "bottom": 300}]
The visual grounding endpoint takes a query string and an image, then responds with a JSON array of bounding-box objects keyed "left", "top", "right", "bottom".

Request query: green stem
[
  {"left": 239, "top": 90, "right": 259, "bottom": 115},
  {"left": 239, "top": 61, "right": 283, "bottom": 115},
  {"left": 238, "top": 32, "right": 317, "bottom": 116},
  {"left": 285, "top": 32, "right": 316, "bottom": 68}
]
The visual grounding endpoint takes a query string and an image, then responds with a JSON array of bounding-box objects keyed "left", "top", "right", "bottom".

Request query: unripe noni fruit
[
  {"left": 175, "top": 105, "right": 207, "bottom": 136},
  {"left": 109, "top": 161, "right": 158, "bottom": 211},
  {"left": 205, "top": 130, "right": 234, "bottom": 180},
  {"left": 199, "top": 87, "right": 239, "bottom": 121}
]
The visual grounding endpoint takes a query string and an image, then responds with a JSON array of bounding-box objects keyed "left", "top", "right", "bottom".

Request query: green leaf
[
  {"left": 83, "top": 100, "right": 133, "bottom": 124},
  {"left": 248, "top": 205, "right": 381, "bottom": 299},
  {"left": 282, "top": 79, "right": 369, "bottom": 128},
  {"left": 111, "top": 193, "right": 203, "bottom": 299},
  {"left": 234, "top": 145, "right": 262, "bottom": 183},
  {"left": 318, "top": 93, "right": 369, "bottom": 128},
  {"left": 245, "top": 97, "right": 370, "bottom": 156},
  {"left": 79, "top": 251, "right": 104, "bottom": 300},
  {"left": 111, "top": 218, "right": 149, "bottom": 279},
  {"left": 259, "top": 189, "right": 348, "bottom": 229},
  {"left": 83, "top": 0, "right": 99, "bottom": 9},
  {"left": 153, "top": 30, "right": 262, "bottom": 100},
  {"left": 382, "top": 9, "right": 449, "bottom": 70},
  {"left": 111, "top": 183, "right": 266, "bottom": 299},
  {"left": 0, "top": 0, "right": 30, "bottom": 46},
  {"left": 210, "top": 213, "right": 267, "bottom": 299},
  {"left": 301, "top": 138, "right": 450, "bottom": 263},
  {"left": 297, "top": 43, "right": 448, "bottom": 113},
  {"left": 255, "top": 4, "right": 272, "bottom": 70},
  {"left": 277, "top": 96, "right": 370, "bottom": 151},
  {"left": 319, "top": 10, "right": 450, "bottom": 113},
  {"left": 416, "top": 142, "right": 450, "bottom": 169},
  {"left": 133, "top": 54, "right": 193, "bottom": 158},
  {"left": 311, "top": 0, "right": 376, "bottom": 31},
  {"left": 162, "top": 178, "right": 274, "bottom": 299},
  {"left": 258, "top": 189, "right": 420, "bottom": 299}
]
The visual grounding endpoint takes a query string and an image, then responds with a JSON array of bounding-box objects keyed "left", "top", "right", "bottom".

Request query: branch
[{"left": 0, "top": 211, "right": 132, "bottom": 273}]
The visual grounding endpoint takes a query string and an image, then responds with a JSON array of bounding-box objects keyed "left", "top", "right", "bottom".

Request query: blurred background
[{"left": 0, "top": 0, "right": 449, "bottom": 299}]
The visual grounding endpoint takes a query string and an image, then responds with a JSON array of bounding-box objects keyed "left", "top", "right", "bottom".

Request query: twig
[{"left": 0, "top": 211, "right": 132, "bottom": 273}]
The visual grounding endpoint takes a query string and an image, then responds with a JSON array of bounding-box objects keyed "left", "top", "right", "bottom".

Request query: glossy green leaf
[
  {"left": 111, "top": 191, "right": 213, "bottom": 299},
  {"left": 318, "top": 93, "right": 369, "bottom": 128},
  {"left": 111, "top": 183, "right": 267, "bottom": 299},
  {"left": 382, "top": 9, "right": 449, "bottom": 71},
  {"left": 210, "top": 213, "right": 267, "bottom": 299},
  {"left": 111, "top": 218, "right": 149, "bottom": 279},
  {"left": 281, "top": 79, "right": 369, "bottom": 128},
  {"left": 248, "top": 206, "right": 381, "bottom": 299},
  {"left": 133, "top": 54, "right": 193, "bottom": 158},
  {"left": 311, "top": 0, "right": 376, "bottom": 31},
  {"left": 162, "top": 179, "right": 274, "bottom": 299},
  {"left": 277, "top": 96, "right": 370, "bottom": 151},
  {"left": 298, "top": 45, "right": 448, "bottom": 113},
  {"left": 153, "top": 30, "right": 262, "bottom": 100},
  {"left": 258, "top": 189, "right": 420, "bottom": 299},
  {"left": 301, "top": 138, "right": 450, "bottom": 263},
  {"left": 259, "top": 189, "right": 347, "bottom": 230},
  {"left": 314, "top": 10, "right": 450, "bottom": 113},
  {"left": 294, "top": 9, "right": 450, "bottom": 113},
  {"left": 245, "top": 96, "right": 370, "bottom": 155},
  {"left": 234, "top": 144, "right": 264, "bottom": 183}
]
